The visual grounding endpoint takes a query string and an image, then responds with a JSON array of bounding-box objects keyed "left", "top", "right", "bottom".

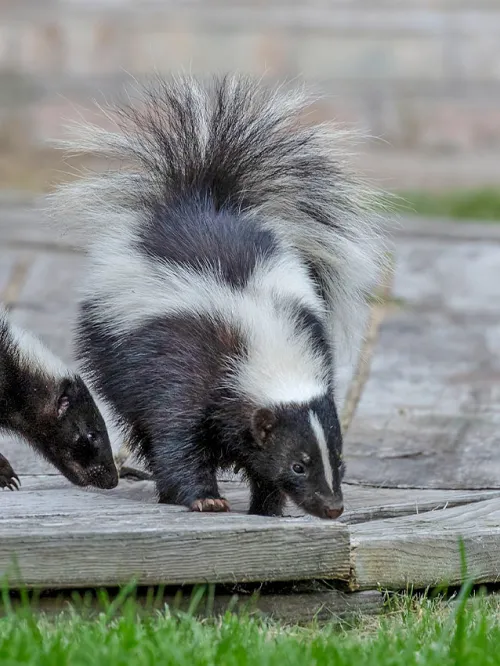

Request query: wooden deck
[{"left": 1, "top": 198, "right": 500, "bottom": 617}]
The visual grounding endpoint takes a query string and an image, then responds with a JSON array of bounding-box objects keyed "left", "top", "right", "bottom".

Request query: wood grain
[
  {"left": 0, "top": 487, "right": 350, "bottom": 588},
  {"left": 4, "top": 481, "right": 500, "bottom": 591},
  {"left": 235, "top": 589, "right": 384, "bottom": 622},
  {"left": 351, "top": 497, "right": 500, "bottom": 590}
]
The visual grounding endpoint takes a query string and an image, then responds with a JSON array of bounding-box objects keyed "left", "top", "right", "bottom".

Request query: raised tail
[{"left": 50, "top": 74, "right": 389, "bottom": 354}]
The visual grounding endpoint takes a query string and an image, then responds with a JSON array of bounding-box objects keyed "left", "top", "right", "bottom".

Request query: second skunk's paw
[{"left": 0, "top": 454, "right": 20, "bottom": 491}]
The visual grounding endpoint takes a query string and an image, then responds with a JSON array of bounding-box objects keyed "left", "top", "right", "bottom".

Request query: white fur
[
  {"left": 246, "top": 249, "right": 324, "bottom": 317},
  {"left": 80, "top": 225, "right": 329, "bottom": 406},
  {"left": 308, "top": 410, "right": 334, "bottom": 492},
  {"left": 7, "top": 318, "right": 72, "bottom": 380},
  {"left": 230, "top": 298, "right": 328, "bottom": 405}
]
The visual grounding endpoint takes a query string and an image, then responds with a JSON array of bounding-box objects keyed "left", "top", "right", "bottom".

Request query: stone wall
[{"left": 1, "top": 0, "right": 500, "bottom": 189}]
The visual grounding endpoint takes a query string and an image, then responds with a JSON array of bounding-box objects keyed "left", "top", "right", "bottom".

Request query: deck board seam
[{"left": 340, "top": 260, "right": 395, "bottom": 434}]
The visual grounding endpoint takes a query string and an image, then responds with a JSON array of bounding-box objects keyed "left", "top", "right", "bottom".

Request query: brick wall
[{"left": 1, "top": 0, "right": 500, "bottom": 189}]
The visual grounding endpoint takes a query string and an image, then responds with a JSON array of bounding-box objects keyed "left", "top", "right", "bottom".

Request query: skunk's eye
[
  {"left": 57, "top": 395, "right": 70, "bottom": 419},
  {"left": 292, "top": 463, "right": 305, "bottom": 475},
  {"left": 77, "top": 431, "right": 100, "bottom": 451}
]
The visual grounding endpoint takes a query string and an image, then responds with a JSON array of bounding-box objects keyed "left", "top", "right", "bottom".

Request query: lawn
[
  {"left": 1, "top": 587, "right": 500, "bottom": 665},
  {"left": 398, "top": 188, "right": 500, "bottom": 221}
]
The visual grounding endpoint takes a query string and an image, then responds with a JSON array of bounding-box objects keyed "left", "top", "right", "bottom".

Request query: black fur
[
  {"left": 77, "top": 210, "right": 344, "bottom": 518},
  {"left": 293, "top": 304, "right": 335, "bottom": 385},
  {"left": 69, "top": 75, "right": 360, "bottom": 518},
  {"left": 0, "top": 312, "right": 118, "bottom": 490},
  {"left": 246, "top": 397, "right": 345, "bottom": 518},
  {"left": 138, "top": 197, "right": 278, "bottom": 289}
]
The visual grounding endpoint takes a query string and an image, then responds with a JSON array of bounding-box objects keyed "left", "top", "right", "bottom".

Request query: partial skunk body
[
  {"left": 53, "top": 75, "right": 386, "bottom": 518},
  {"left": 0, "top": 309, "right": 118, "bottom": 489}
]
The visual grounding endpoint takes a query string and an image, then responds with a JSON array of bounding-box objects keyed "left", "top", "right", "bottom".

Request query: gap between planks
[{"left": 340, "top": 261, "right": 395, "bottom": 434}]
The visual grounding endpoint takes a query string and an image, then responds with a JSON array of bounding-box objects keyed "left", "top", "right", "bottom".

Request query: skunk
[
  {"left": 52, "top": 75, "right": 386, "bottom": 518},
  {"left": 0, "top": 308, "right": 118, "bottom": 489}
]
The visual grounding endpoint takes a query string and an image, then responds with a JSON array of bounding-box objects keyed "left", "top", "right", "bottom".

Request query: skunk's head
[
  {"left": 18, "top": 374, "right": 119, "bottom": 490},
  {"left": 1, "top": 317, "right": 118, "bottom": 489},
  {"left": 248, "top": 396, "right": 344, "bottom": 519},
  {"left": 44, "top": 375, "right": 119, "bottom": 489}
]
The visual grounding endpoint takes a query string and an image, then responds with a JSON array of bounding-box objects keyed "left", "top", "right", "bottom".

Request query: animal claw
[
  {"left": 190, "top": 498, "right": 231, "bottom": 513},
  {"left": 5, "top": 477, "right": 20, "bottom": 491},
  {"left": 0, "top": 456, "right": 20, "bottom": 492}
]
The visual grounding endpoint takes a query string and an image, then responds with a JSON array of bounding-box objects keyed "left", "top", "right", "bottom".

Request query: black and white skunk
[
  {"left": 0, "top": 308, "right": 119, "bottom": 489},
  {"left": 52, "top": 75, "right": 386, "bottom": 518}
]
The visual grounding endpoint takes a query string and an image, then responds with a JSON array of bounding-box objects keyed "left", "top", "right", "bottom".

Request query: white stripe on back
[
  {"left": 308, "top": 410, "right": 334, "bottom": 492},
  {"left": 83, "top": 229, "right": 330, "bottom": 406}
]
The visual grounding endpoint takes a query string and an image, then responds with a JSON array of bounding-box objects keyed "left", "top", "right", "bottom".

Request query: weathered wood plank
[
  {"left": 9, "top": 476, "right": 500, "bottom": 524},
  {"left": 5, "top": 482, "right": 500, "bottom": 591},
  {"left": 345, "top": 236, "right": 500, "bottom": 490},
  {"left": 6, "top": 586, "right": 384, "bottom": 623},
  {"left": 351, "top": 497, "right": 500, "bottom": 591},
  {"left": 227, "top": 589, "right": 384, "bottom": 622},
  {"left": 4, "top": 478, "right": 500, "bottom": 591},
  {"left": 0, "top": 487, "right": 350, "bottom": 589},
  {"left": 340, "top": 486, "right": 500, "bottom": 524}
]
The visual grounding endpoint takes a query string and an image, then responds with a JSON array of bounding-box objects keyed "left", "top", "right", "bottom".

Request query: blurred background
[{"left": 0, "top": 0, "right": 499, "bottom": 201}]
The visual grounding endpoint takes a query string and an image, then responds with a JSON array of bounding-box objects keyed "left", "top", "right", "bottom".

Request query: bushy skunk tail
[{"left": 50, "top": 74, "right": 389, "bottom": 354}]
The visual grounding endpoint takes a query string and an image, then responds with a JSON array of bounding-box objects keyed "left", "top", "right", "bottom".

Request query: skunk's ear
[
  {"left": 56, "top": 379, "right": 73, "bottom": 419},
  {"left": 251, "top": 407, "right": 277, "bottom": 447},
  {"left": 57, "top": 394, "right": 70, "bottom": 419}
]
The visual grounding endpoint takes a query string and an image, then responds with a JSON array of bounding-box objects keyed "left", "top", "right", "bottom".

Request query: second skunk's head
[
  {"left": 248, "top": 396, "right": 344, "bottom": 519},
  {"left": 3, "top": 319, "right": 119, "bottom": 489},
  {"left": 21, "top": 374, "right": 119, "bottom": 490}
]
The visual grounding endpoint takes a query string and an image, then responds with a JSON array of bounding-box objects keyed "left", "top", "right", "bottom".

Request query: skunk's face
[
  {"left": 32, "top": 376, "right": 119, "bottom": 489},
  {"left": 250, "top": 397, "right": 344, "bottom": 519}
]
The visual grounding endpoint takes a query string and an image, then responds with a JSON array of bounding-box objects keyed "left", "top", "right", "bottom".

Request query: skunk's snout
[
  {"left": 67, "top": 460, "right": 119, "bottom": 489},
  {"left": 324, "top": 505, "right": 344, "bottom": 520},
  {"left": 302, "top": 491, "right": 344, "bottom": 520},
  {"left": 88, "top": 464, "right": 119, "bottom": 489}
]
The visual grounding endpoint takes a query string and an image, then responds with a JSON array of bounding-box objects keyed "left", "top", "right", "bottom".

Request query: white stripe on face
[{"left": 308, "top": 410, "right": 334, "bottom": 492}]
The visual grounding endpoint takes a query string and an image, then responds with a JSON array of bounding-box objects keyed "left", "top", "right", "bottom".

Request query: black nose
[
  {"left": 93, "top": 468, "right": 119, "bottom": 489},
  {"left": 325, "top": 505, "right": 344, "bottom": 520}
]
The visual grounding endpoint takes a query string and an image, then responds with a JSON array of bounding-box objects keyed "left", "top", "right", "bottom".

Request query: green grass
[
  {"left": 1, "top": 588, "right": 500, "bottom": 665},
  {"left": 398, "top": 188, "right": 500, "bottom": 221}
]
